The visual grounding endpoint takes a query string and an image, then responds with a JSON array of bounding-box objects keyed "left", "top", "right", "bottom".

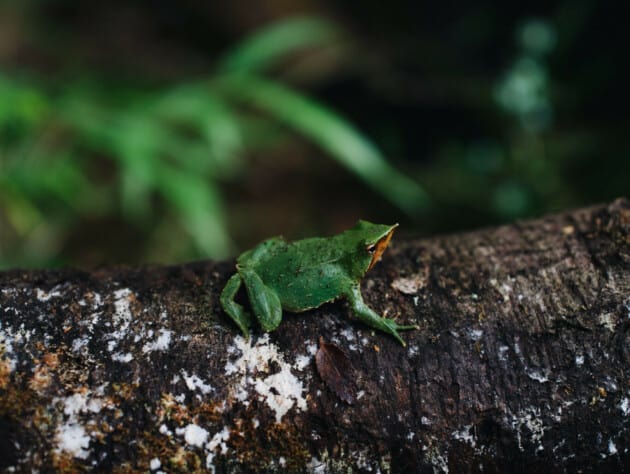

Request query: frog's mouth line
[{"left": 367, "top": 227, "right": 396, "bottom": 271}]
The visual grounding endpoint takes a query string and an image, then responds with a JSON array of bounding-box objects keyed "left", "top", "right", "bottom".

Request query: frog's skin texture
[{"left": 220, "top": 220, "right": 418, "bottom": 345}]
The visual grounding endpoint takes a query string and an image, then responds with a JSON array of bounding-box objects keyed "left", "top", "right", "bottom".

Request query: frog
[{"left": 220, "top": 220, "right": 418, "bottom": 345}]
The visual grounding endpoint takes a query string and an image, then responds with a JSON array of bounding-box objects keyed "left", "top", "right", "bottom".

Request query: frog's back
[{"left": 255, "top": 236, "right": 351, "bottom": 312}]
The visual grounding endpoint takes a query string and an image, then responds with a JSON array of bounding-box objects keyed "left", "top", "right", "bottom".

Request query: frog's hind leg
[
  {"left": 220, "top": 274, "right": 253, "bottom": 338},
  {"left": 346, "top": 285, "right": 418, "bottom": 346},
  {"left": 239, "top": 268, "right": 283, "bottom": 332}
]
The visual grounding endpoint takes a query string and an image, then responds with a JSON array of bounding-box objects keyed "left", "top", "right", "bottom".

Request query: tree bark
[{"left": 2, "top": 199, "right": 630, "bottom": 473}]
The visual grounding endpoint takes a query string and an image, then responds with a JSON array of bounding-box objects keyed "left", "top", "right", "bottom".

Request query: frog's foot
[
  {"left": 347, "top": 285, "right": 418, "bottom": 346},
  {"left": 220, "top": 274, "right": 253, "bottom": 338}
]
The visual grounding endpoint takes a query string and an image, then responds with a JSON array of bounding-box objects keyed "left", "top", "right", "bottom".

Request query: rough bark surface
[{"left": 2, "top": 199, "right": 630, "bottom": 473}]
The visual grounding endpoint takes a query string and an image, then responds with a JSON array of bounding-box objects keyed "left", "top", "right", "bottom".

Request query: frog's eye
[{"left": 366, "top": 244, "right": 376, "bottom": 253}]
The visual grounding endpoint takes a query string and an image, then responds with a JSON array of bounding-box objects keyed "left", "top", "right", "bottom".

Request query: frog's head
[{"left": 346, "top": 220, "right": 398, "bottom": 277}]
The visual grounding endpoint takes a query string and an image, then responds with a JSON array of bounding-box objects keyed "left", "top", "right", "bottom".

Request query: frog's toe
[
  {"left": 381, "top": 319, "right": 417, "bottom": 345},
  {"left": 397, "top": 323, "right": 419, "bottom": 331}
]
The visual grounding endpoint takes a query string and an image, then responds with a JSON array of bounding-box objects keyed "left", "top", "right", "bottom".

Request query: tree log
[{"left": 2, "top": 199, "right": 630, "bottom": 473}]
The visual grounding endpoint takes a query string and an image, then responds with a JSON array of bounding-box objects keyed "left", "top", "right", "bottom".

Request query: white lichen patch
[
  {"left": 598, "top": 312, "right": 617, "bottom": 331},
  {"left": 489, "top": 277, "right": 513, "bottom": 302},
  {"left": 54, "top": 389, "right": 111, "bottom": 460},
  {"left": 425, "top": 445, "right": 449, "bottom": 474},
  {"left": 0, "top": 323, "right": 36, "bottom": 373},
  {"left": 159, "top": 424, "right": 172, "bottom": 435},
  {"left": 513, "top": 340, "right": 521, "bottom": 355},
  {"left": 602, "top": 376, "right": 618, "bottom": 393},
  {"left": 205, "top": 427, "right": 231, "bottom": 471},
  {"left": 71, "top": 336, "right": 90, "bottom": 354},
  {"left": 36, "top": 286, "right": 63, "bottom": 302},
  {"left": 57, "top": 423, "right": 91, "bottom": 459},
  {"left": 78, "top": 311, "right": 100, "bottom": 333},
  {"left": 294, "top": 339, "right": 317, "bottom": 371},
  {"left": 306, "top": 456, "right": 327, "bottom": 474},
  {"left": 253, "top": 369, "right": 305, "bottom": 422},
  {"left": 608, "top": 439, "right": 618, "bottom": 455},
  {"left": 498, "top": 345, "right": 509, "bottom": 362},
  {"left": 112, "top": 289, "right": 134, "bottom": 330},
  {"left": 620, "top": 398, "right": 630, "bottom": 416},
  {"left": 1, "top": 305, "right": 20, "bottom": 316},
  {"left": 224, "top": 335, "right": 307, "bottom": 423},
  {"left": 452, "top": 424, "right": 476, "bottom": 447},
  {"left": 507, "top": 407, "right": 548, "bottom": 452},
  {"left": 111, "top": 352, "right": 134, "bottom": 363},
  {"left": 351, "top": 449, "right": 375, "bottom": 471},
  {"left": 467, "top": 329, "right": 484, "bottom": 341},
  {"left": 338, "top": 329, "right": 360, "bottom": 352},
  {"left": 407, "top": 344, "right": 419, "bottom": 357},
  {"left": 306, "top": 342, "right": 318, "bottom": 356},
  {"left": 207, "top": 426, "right": 230, "bottom": 453},
  {"left": 294, "top": 354, "right": 312, "bottom": 371},
  {"left": 62, "top": 391, "right": 104, "bottom": 415},
  {"left": 526, "top": 368, "right": 550, "bottom": 383},
  {"left": 90, "top": 291, "right": 103, "bottom": 308},
  {"left": 181, "top": 370, "right": 213, "bottom": 394},
  {"left": 340, "top": 328, "right": 355, "bottom": 341},
  {"left": 176, "top": 423, "right": 209, "bottom": 448},
  {"left": 0, "top": 326, "right": 18, "bottom": 371},
  {"left": 103, "top": 288, "right": 136, "bottom": 358},
  {"left": 142, "top": 329, "right": 173, "bottom": 353}
]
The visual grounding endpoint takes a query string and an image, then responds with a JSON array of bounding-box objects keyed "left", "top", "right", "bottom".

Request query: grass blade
[
  {"left": 217, "top": 74, "right": 429, "bottom": 215},
  {"left": 218, "top": 16, "right": 340, "bottom": 74}
]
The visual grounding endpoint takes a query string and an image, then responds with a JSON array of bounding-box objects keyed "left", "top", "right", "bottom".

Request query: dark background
[{"left": 1, "top": 1, "right": 628, "bottom": 268}]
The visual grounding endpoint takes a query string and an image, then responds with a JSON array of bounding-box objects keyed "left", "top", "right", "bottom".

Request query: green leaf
[
  {"left": 218, "top": 16, "right": 340, "bottom": 74},
  {"left": 153, "top": 164, "right": 232, "bottom": 258},
  {"left": 150, "top": 85, "right": 244, "bottom": 175},
  {"left": 217, "top": 74, "right": 430, "bottom": 216},
  {"left": 0, "top": 74, "right": 49, "bottom": 127}
]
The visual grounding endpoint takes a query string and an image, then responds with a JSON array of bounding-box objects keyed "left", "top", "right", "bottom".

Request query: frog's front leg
[
  {"left": 220, "top": 273, "right": 253, "bottom": 338},
  {"left": 346, "top": 285, "right": 418, "bottom": 346}
]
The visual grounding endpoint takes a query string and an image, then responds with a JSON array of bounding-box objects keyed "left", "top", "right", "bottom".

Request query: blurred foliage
[
  {"left": 1, "top": 4, "right": 628, "bottom": 269},
  {"left": 0, "top": 15, "right": 427, "bottom": 268}
]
